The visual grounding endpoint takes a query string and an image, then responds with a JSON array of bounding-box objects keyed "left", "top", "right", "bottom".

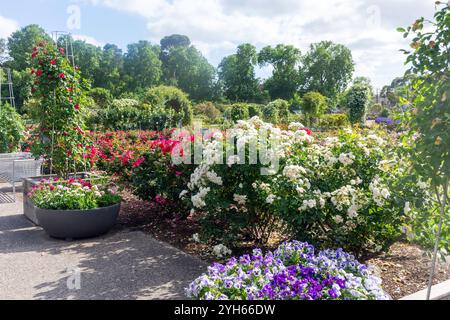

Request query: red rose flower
[
  {"left": 74, "top": 104, "right": 80, "bottom": 110},
  {"left": 31, "top": 52, "right": 38, "bottom": 59},
  {"left": 36, "top": 70, "right": 43, "bottom": 77},
  {"left": 58, "top": 73, "right": 65, "bottom": 79},
  {"left": 30, "top": 69, "right": 35, "bottom": 74},
  {"left": 50, "top": 59, "right": 56, "bottom": 65}
]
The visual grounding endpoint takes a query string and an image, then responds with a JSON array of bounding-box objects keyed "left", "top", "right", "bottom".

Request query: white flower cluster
[
  {"left": 212, "top": 244, "right": 232, "bottom": 258},
  {"left": 185, "top": 117, "right": 314, "bottom": 212},
  {"left": 369, "top": 176, "right": 391, "bottom": 206}
]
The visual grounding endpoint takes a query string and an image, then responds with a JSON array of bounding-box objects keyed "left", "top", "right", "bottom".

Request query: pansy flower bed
[{"left": 186, "top": 241, "right": 390, "bottom": 300}]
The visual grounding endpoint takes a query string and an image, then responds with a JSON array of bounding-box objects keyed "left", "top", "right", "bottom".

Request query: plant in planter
[
  {"left": 23, "top": 41, "right": 122, "bottom": 238},
  {"left": 28, "top": 41, "right": 91, "bottom": 177},
  {"left": 28, "top": 176, "right": 122, "bottom": 239}
]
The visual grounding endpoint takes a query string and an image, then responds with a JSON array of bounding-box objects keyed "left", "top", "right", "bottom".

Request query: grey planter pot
[
  {"left": 23, "top": 173, "right": 92, "bottom": 226},
  {"left": 35, "top": 203, "right": 121, "bottom": 240}
]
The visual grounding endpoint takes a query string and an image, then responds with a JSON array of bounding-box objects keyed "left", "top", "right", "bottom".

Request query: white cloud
[
  {"left": 0, "top": 15, "right": 19, "bottom": 39},
  {"left": 80, "top": 0, "right": 437, "bottom": 88},
  {"left": 73, "top": 34, "right": 104, "bottom": 47}
]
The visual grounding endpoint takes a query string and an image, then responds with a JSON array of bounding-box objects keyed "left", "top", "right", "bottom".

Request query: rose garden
[{"left": 0, "top": 2, "right": 448, "bottom": 301}]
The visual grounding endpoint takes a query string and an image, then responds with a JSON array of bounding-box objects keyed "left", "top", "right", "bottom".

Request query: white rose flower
[
  {"left": 233, "top": 194, "right": 247, "bottom": 206},
  {"left": 266, "top": 194, "right": 276, "bottom": 204},
  {"left": 334, "top": 215, "right": 344, "bottom": 224}
]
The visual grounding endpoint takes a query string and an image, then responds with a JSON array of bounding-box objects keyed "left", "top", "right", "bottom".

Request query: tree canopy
[
  {"left": 259, "top": 44, "right": 301, "bottom": 100},
  {"left": 300, "top": 41, "right": 354, "bottom": 106},
  {"left": 7, "top": 24, "right": 52, "bottom": 71},
  {"left": 219, "top": 43, "right": 261, "bottom": 102}
]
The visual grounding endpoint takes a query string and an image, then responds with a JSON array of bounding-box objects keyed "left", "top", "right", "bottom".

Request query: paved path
[{"left": 0, "top": 183, "right": 206, "bottom": 300}]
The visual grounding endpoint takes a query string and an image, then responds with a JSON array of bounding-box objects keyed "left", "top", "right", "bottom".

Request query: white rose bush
[{"left": 181, "top": 118, "right": 416, "bottom": 254}]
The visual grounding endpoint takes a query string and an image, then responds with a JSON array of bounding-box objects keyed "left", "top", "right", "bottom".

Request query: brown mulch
[
  {"left": 117, "top": 191, "right": 450, "bottom": 300},
  {"left": 365, "top": 242, "right": 450, "bottom": 300}
]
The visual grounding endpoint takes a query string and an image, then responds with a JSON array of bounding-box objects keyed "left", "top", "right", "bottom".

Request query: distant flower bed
[
  {"left": 29, "top": 177, "right": 122, "bottom": 210},
  {"left": 186, "top": 241, "right": 389, "bottom": 300},
  {"left": 375, "top": 117, "right": 401, "bottom": 126}
]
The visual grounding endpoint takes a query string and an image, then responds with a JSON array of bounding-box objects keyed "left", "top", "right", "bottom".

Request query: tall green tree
[
  {"left": 300, "top": 41, "right": 354, "bottom": 107},
  {"left": 71, "top": 40, "right": 102, "bottom": 84},
  {"left": 160, "top": 34, "right": 191, "bottom": 65},
  {"left": 164, "top": 45, "right": 216, "bottom": 101},
  {"left": 96, "top": 44, "right": 124, "bottom": 94},
  {"left": 258, "top": 44, "right": 301, "bottom": 100},
  {"left": 123, "top": 41, "right": 162, "bottom": 91},
  {"left": 7, "top": 25, "right": 52, "bottom": 71},
  {"left": 218, "top": 43, "right": 261, "bottom": 102}
]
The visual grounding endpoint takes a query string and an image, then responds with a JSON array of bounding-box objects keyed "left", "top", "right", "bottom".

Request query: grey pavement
[{"left": 0, "top": 183, "right": 207, "bottom": 300}]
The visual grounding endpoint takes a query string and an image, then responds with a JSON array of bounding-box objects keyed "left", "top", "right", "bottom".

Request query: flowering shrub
[
  {"left": 182, "top": 117, "right": 313, "bottom": 244},
  {"left": 87, "top": 129, "right": 194, "bottom": 208},
  {"left": 130, "top": 136, "right": 194, "bottom": 207},
  {"left": 272, "top": 128, "right": 407, "bottom": 253},
  {"left": 186, "top": 241, "right": 389, "bottom": 300},
  {"left": 29, "top": 42, "right": 90, "bottom": 177},
  {"left": 88, "top": 130, "right": 162, "bottom": 181},
  {"left": 183, "top": 117, "right": 410, "bottom": 254},
  {"left": 29, "top": 177, "right": 121, "bottom": 210}
]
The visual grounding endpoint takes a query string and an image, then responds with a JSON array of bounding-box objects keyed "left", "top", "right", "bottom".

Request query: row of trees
[{"left": 0, "top": 24, "right": 356, "bottom": 112}]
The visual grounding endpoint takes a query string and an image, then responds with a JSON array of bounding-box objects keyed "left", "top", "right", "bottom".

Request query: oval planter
[{"left": 35, "top": 203, "right": 121, "bottom": 240}]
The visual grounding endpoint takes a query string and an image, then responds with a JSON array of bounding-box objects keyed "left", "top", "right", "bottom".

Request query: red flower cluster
[{"left": 302, "top": 128, "right": 312, "bottom": 136}]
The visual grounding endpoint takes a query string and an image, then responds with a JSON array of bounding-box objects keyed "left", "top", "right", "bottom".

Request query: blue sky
[{"left": 0, "top": 0, "right": 438, "bottom": 89}]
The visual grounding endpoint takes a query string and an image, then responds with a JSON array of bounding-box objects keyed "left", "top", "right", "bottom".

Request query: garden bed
[{"left": 117, "top": 190, "right": 450, "bottom": 300}]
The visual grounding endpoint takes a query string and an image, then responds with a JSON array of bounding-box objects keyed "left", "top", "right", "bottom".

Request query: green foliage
[
  {"left": 379, "top": 109, "right": 390, "bottom": 118},
  {"left": 247, "top": 103, "right": 262, "bottom": 118},
  {"left": 130, "top": 150, "right": 194, "bottom": 214},
  {"left": 400, "top": 3, "right": 449, "bottom": 252},
  {"left": 259, "top": 45, "right": 301, "bottom": 100},
  {"left": 319, "top": 113, "right": 350, "bottom": 129},
  {"left": 262, "top": 103, "right": 279, "bottom": 124},
  {"left": 29, "top": 42, "right": 90, "bottom": 177},
  {"left": 164, "top": 46, "right": 216, "bottom": 101},
  {"left": 143, "top": 85, "right": 193, "bottom": 125},
  {"left": 224, "top": 103, "right": 250, "bottom": 122},
  {"left": 193, "top": 102, "right": 222, "bottom": 124},
  {"left": 11, "top": 69, "right": 34, "bottom": 114},
  {"left": 123, "top": 41, "right": 162, "bottom": 91},
  {"left": 89, "top": 87, "right": 113, "bottom": 108},
  {"left": 346, "top": 84, "right": 371, "bottom": 125},
  {"left": 0, "top": 102, "right": 24, "bottom": 153},
  {"left": 218, "top": 44, "right": 261, "bottom": 102},
  {"left": 7, "top": 25, "right": 52, "bottom": 71},
  {"left": 94, "top": 98, "right": 181, "bottom": 131},
  {"left": 401, "top": 3, "right": 449, "bottom": 187},
  {"left": 300, "top": 41, "right": 354, "bottom": 107},
  {"left": 160, "top": 34, "right": 191, "bottom": 63},
  {"left": 301, "top": 91, "right": 327, "bottom": 125}
]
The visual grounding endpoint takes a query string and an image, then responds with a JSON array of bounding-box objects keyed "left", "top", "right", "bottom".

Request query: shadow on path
[{"left": 0, "top": 201, "right": 206, "bottom": 300}]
